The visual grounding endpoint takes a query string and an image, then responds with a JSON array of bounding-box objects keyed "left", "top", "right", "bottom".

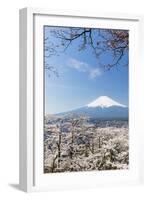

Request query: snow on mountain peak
[{"left": 87, "top": 96, "right": 126, "bottom": 108}]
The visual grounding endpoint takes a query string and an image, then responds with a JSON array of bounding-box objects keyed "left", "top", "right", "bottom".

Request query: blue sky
[{"left": 44, "top": 26, "right": 128, "bottom": 114}]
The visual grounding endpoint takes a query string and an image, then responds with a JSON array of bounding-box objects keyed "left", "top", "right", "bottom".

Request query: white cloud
[
  {"left": 68, "top": 58, "right": 102, "bottom": 79},
  {"left": 89, "top": 68, "right": 101, "bottom": 79},
  {"left": 68, "top": 58, "right": 89, "bottom": 72}
]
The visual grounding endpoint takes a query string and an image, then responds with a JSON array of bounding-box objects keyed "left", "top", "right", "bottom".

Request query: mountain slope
[{"left": 56, "top": 96, "right": 128, "bottom": 119}]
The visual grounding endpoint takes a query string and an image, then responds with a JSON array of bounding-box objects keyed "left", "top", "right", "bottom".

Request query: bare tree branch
[{"left": 44, "top": 27, "right": 128, "bottom": 75}]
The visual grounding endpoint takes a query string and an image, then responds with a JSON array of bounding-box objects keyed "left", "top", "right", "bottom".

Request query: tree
[
  {"left": 44, "top": 27, "right": 128, "bottom": 73},
  {"left": 56, "top": 124, "right": 62, "bottom": 169}
]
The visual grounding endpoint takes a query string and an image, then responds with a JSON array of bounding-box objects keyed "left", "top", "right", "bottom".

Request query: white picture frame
[{"left": 19, "top": 7, "right": 144, "bottom": 192}]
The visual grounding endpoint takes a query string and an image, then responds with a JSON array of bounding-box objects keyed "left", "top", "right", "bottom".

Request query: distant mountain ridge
[{"left": 56, "top": 96, "right": 128, "bottom": 120}]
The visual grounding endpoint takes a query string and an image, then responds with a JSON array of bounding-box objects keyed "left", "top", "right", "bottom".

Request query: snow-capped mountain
[
  {"left": 87, "top": 96, "right": 126, "bottom": 108},
  {"left": 56, "top": 96, "right": 128, "bottom": 119}
]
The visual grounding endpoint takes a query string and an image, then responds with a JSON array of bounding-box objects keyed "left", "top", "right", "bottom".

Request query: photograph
[{"left": 43, "top": 26, "right": 129, "bottom": 173}]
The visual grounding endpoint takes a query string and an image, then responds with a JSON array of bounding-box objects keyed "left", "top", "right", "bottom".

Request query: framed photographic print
[{"left": 19, "top": 8, "right": 144, "bottom": 192}]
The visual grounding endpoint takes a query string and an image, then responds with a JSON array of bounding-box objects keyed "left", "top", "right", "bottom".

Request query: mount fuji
[{"left": 57, "top": 96, "right": 128, "bottom": 120}]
